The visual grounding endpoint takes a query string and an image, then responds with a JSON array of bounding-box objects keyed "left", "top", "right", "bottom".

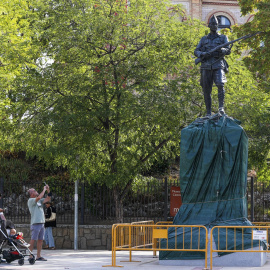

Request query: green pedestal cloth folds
[{"left": 160, "top": 116, "right": 265, "bottom": 260}]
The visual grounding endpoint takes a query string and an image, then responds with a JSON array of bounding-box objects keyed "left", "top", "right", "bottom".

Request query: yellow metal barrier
[
  {"left": 210, "top": 225, "right": 270, "bottom": 270},
  {"left": 156, "top": 221, "right": 173, "bottom": 225},
  {"left": 123, "top": 220, "right": 155, "bottom": 263},
  {"left": 131, "top": 220, "right": 155, "bottom": 225},
  {"left": 253, "top": 222, "right": 270, "bottom": 225},
  {"left": 104, "top": 223, "right": 129, "bottom": 268},
  {"left": 103, "top": 224, "right": 208, "bottom": 268},
  {"left": 153, "top": 221, "right": 173, "bottom": 256}
]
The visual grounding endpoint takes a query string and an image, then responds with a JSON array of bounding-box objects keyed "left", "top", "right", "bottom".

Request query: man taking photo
[{"left": 27, "top": 184, "right": 51, "bottom": 261}]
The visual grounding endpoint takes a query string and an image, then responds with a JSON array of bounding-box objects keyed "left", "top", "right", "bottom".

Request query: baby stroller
[{"left": 0, "top": 218, "right": 35, "bottom": 265}]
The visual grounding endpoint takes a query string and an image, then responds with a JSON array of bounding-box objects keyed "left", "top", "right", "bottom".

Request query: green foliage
[
  {"left": 238, "top": 0, "right": 260, "bottom": 15},
  {"left": 0, "top": 150, "right": 70, "bottom": 196},
  {"left": 226, "top": 33, "right": 269, "bottom": 171},
  {"left": 0, "top": 150, "right": 69, "bottom": 181},
  {"left": 0, "top": 157, "right": 30, "bottom": 183},
  {"left": 0, "top": 0, "right": 206, "bottom": 193},
  {"left": 234, "top": 1, "right": 270, "bottom": 83},
  {"left": 232, "top": 1, "right": 270, "bottom": 181},
  {"left": 131, "top": 175, "right": 160, "bottom": 194}
]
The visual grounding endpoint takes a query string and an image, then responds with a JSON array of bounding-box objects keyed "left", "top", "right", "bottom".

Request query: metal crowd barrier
[
  {"left": 128, "top": 220, "right": 155, "bottom": 263},
  {"left": 153, "top": 221, "right": 173, "bottom": 257},
  {"left": 104, "top": 221, "right": 270, "bottom": 269},
  {"left": 103, "top": 222, "right": 208, "bottom": 268},
  {"left": 155, "top": 221, "right": 173, "bottom": 225},
  {"left": 210, "top": 225, "right": 270, "bottom": 270}
]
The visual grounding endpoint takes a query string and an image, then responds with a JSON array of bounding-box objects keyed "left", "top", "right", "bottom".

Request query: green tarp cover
[{"left": 160, "top": 116, "right": 265, "bottom": 260}]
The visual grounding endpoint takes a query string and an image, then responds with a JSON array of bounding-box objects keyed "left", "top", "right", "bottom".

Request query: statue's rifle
[{"left": 195, "top": 31, "right": 261, "bottom": 65}]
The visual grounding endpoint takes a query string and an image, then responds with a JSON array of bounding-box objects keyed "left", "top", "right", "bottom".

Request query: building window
[{"left": 217, "top": 15, "right": 231, "bottom": 30}]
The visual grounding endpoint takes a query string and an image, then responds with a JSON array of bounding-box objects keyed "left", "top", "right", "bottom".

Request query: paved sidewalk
[{"left": 1, "top": 250, "right": 270, "bottom": 270}]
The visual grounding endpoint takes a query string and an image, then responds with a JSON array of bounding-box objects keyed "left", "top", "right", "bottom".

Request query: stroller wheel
[
  {"left": 29, "top": 257, "right": 35, "bottom": 265},
  {"left": 18, "top": 258, "right": 24, "bottom": 265}
]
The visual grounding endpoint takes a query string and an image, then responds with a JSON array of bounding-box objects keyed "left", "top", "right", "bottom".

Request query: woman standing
[{"left": 44, "top": 202, "right": 56, "bottom": 250}]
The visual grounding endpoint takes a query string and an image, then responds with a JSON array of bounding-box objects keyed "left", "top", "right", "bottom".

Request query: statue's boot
[
  {"left": 204, "top": 91, "right": 212, "bottom": 117},
  {"left": 218, "top": 85, "right": 225, "bottom": 115}
]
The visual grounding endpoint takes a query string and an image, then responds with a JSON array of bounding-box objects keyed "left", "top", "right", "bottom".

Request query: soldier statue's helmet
[{"left": 208, "top": 15, "right": 219, "bottom": 26}]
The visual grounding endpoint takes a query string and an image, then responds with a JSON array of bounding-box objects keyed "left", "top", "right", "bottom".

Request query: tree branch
[
  {"left": 139, "top": 136, "right": 172, "bottom": 163},
  {"left": 119, "top": 135, "right": 173, "bottom": 200}
]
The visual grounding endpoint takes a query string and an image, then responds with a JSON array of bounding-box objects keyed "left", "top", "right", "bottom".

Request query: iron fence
[
  {"left": 247, "top": 178, "right": 270, "bottom": 222},
  {"left": 0, "top": 177, "right": 178, "bottom": 225},
  {"left": 0, "top": 177, "right": 269, "bottom": 225}
]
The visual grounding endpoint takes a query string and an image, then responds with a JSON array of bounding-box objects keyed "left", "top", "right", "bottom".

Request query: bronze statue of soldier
[{"left": 194, "top": 15, "right": 231, "bottom": 117}]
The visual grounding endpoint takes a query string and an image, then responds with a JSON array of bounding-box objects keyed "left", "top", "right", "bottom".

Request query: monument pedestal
[
  {"left": 159, "top": 115, "right": 266, "bottom": 266},
  {"left": 160, "top": 231, "right": 267, "bottom": 267},
  {"left": 159, "top": 248, "right": 267, "bottom": 267}
]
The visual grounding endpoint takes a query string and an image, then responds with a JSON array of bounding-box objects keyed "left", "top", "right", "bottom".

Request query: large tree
[{"left": 0, "top": 0, "right": 206, "bottom": 221}]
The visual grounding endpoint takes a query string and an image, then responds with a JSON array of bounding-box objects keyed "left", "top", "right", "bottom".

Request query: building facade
[{"left": 172, "top": 0, "right": 254, "bottom": 27}]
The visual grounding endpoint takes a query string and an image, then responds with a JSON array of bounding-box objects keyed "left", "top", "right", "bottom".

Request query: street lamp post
[{"left": 74, "top": 179, "right": 79, "bottom": 250}]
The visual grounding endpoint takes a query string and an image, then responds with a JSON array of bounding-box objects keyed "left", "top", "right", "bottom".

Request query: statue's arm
[
  {"left": 220, "top": 35, "right": 231, "bottom": 55},
  {"left": 194, "top": 38, "right": 204, "bottom": 58}
]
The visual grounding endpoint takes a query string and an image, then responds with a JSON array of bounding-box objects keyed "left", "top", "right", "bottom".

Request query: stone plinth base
[
  {"left": 159, "top": 234, "right": 267, "bottom": 267},
  {"left": 159, "top": 248, "right": 266, "bottom": 267}
]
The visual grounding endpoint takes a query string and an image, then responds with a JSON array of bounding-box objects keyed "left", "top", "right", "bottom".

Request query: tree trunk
[{"left": 114, "top": 188, "right": 124, "bottom": 223}]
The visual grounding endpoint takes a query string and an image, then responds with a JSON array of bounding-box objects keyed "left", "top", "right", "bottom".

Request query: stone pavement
[{"left": 1, "top": 250, "right": 270, "bottom": 270}]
